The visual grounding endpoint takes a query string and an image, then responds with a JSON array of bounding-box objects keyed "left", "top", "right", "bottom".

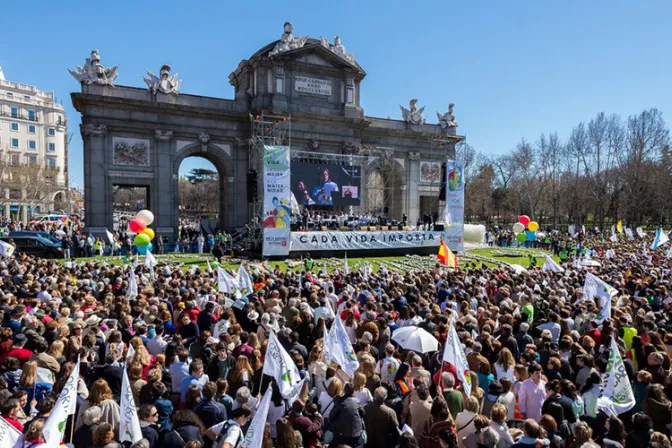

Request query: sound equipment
[
  {"left": 246, "top": 170, "right": 258, "bottom": 203},
  {"left": 439, "top": 162, "right": 447, "bottom": 201},
  {"left": 434, "top": 222, "right": 445, "bottom": 231}
]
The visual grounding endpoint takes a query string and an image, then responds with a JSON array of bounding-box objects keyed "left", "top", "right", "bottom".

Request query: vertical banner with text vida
[
  {"left": 443, "top": 159, "right": 465, "bottom": 252},
  {"left": 262, "top": 145, "right": 291, "bottom": 256}
]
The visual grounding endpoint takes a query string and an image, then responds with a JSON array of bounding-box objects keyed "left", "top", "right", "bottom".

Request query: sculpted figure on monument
[
  {"left": 69, "top": 50, "right": 119, "bottom": 86},
  {"left": 144, "top": 64, "right": 181, "bottom": 95},
  {"left": 320, "top": 35, "right": 355, "bottom": 64},
  {"left": 269, "top": 22, "right": 308, "bottom": 56},
  {"left": 400, "top": 99, "right": 426, "bottom": 125},
  {"left": 437, "top": 103, "right": 458, "bottom": 130}
]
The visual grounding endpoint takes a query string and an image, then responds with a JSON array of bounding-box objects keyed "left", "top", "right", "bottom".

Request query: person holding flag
[{"left": 437, "top": 235, "right": 458, "bottom": 269}]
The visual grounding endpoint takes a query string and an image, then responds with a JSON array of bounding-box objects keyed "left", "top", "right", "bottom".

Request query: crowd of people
[{"left": 0, "top": 228, "right": 671, "bottom": 448}]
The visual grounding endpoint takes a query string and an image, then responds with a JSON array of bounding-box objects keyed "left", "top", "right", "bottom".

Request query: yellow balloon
[
  {"left": 142, "top": 228, "right": 155, "bottom": 240},
  {"left": 528, "top": 221, "right": 539, "bottom": 232}
]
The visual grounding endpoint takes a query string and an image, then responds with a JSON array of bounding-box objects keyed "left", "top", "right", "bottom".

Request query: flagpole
[{"left": 69, "top": 413, "right": 75, "bottom": 444}]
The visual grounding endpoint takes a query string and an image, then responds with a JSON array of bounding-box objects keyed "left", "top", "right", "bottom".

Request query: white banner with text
[
  {"left": 443, "top": 159, "right": 465, "bottom": 252},
  {"left": 262, "top": 145, "right": 291, "bottom": 256},
  {"left": 290, "top": 230, "right": 463, "bottom": 252}
]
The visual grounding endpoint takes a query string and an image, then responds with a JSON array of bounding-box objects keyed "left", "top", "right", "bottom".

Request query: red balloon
[
  {"left": 518, "top": 215, "right": 531, "bottom": 226},
  {"left": 129, "top": 219, "right": 146, "bottom": 234}
]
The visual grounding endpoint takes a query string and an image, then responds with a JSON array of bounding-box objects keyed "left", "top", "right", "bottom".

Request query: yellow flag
[{"left": 616, "top": 221, "right": 623, "bottom": 233}]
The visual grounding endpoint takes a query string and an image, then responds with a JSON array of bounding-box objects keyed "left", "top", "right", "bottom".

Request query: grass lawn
[{"left": 57, "top": 247, "right": 557, "bottom": 273}]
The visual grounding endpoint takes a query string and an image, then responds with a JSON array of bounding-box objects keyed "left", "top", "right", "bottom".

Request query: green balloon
[
  {"left": 516, "top": 233, "right": 527, "bottom": 243},
  {"left": 134, "top": 233, "right": 151, "bottom": 247}
]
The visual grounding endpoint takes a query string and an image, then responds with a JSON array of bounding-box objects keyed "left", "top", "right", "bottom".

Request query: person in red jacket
[
  {"left": 0, "top": 333, "right": 33, "bottom": 367},
  {"left": 1, "top": 398, "right": 24, "bottom": 432}
]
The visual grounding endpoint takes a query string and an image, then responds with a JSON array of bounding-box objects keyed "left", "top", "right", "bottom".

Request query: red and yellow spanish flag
[{"left": 437, "top": 237, "right": 457, "bottom": 268}]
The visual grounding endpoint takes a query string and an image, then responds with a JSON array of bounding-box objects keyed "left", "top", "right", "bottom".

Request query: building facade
[
  {"left": 71, "top": 23, "right": 463, "bottom": 240},
  {"left": 0, "top": 67, "right": 68, "bottom": 221}
]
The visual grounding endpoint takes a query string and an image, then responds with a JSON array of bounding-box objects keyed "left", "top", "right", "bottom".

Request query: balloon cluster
[
  {"left": 512, "top": 215, "right": 540, "bottom": 243},
  {"left": 129, "top": 209, "right": 155, "bottom": 254}
]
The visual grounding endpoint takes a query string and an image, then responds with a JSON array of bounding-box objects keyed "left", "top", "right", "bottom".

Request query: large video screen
[{"left": 291, "top": 162, "right": 361, "bottom": 207}]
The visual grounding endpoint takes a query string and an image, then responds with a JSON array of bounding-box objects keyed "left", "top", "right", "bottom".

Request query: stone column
[
  {"left": 154, "top": 130, "right": 175, "bottom": 240},
  {"left": 408, "top": 152, "right": 421, "bottom": 227},
  {"left": 81, "top": 124, "right": 108, "bottom": 231}
]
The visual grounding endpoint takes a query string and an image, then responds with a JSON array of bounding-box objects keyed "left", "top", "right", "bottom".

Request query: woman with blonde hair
[
  {"left": 18, "top": 361, "right": 52, "bottom": 409},
  {"left": 129, "top": 340, "right": 155, "bottom": 380},
  {"left": 467, "top": 371, "right": 484, "bottom": 412},
  {"left": 75, "top": 378, "right": 120, "bottom": 432},
  {"left": 493, "top": 348, "right": 515, "bottom": 381},
  {"left": 47, "top": 339, "right": 66, "bottom": 365},
  {"left": 360, "top": 359, "right": 381, "bottom": 394},
  {"left": 352, "top": 372, "right": 373, "bottom": 406},
  {"left": 227, "top": 355, "right": 254, "bottom": 396},
  {"left": 317, "top": 377, "right": 343, "bottom": 422},
  {"left": 23, "top": 419, "right": 46, "bottom": 448},
  {"left": 455, "top": 396, "right": 480, "bottom": 446},
  {"left": 128, "top": 362, "right": 146, "bottom": 406}
]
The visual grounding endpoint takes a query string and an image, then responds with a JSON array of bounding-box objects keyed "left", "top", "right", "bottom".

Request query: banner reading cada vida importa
[{"left": 290, "top": 230, "right": 463, "bottom": 252}]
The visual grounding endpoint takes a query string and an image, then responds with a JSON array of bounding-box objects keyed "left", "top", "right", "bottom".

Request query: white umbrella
[
  {"left": 508, "top": 264, "right": 528, "bottom": 275},
  {"left": 392, "top": 326, "right": 439, "bottom": 353}
]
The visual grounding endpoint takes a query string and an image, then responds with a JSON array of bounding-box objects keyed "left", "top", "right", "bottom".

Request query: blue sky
[{"left": 2, "top": 1, "right": 671, "bottom": 187}]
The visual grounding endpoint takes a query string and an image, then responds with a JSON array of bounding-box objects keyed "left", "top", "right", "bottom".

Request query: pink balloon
[
  {"left": 518, "top": 215, "right": 531, "bottom": 226},
  {"left": 129, "top": 219, "right": 146, "bottom": 234}
]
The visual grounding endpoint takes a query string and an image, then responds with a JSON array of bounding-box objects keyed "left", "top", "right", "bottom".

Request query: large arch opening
[
  {"left": 365, "top": 158, "right": 405, "bottom": 221},
  {"left": 173, "top": 143, "right": 231, "bottom": 246}
]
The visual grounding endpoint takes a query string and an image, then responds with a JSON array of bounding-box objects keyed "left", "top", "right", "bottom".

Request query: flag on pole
[
  {"left": 651, "top": 227, "right": 670, "bottom": 250},
  {"left": 324, "top": 315, "right": 360, "bottom": 377},
  {"left": 0, "top": 240, "right": 15, "bottom": 257},
  {"left": 262, "top": 331, "right": 301, "bottom": 396},
  {"left": 583, "top": 273, "right": 617, "bottom": 322},
  {"left": 616, "top": 221, "right": 623, "bottom": 234},
  {"left": 343, "top": 253, "right": 349, "bottom": 275},
  {"left": 42, "top": 358, "right": 80, "bottom": 448},
  {"left": 236, "top": 266, "right": 253, "bottom": 296},
  {"left": 282, "top": 377, "right": 308, "bottom": 405},
  {"left": 437, "top": 237, "right": 457, "bottom": 268},
  {"left": 0, "top": 416, "right": 23, "bottom": 448},
  {"left": 128, "top": 267, "right": 138, "bottom": 299},
  {"left": 636, "top": 227, "right": 646, "bottom": 239},
  {"left": 144, "top": 250, "right": 157, "bottom": 269},
  {"left": 240, "top": 387, "right": 272, "bottom": 448},
  {"left": 542, "top": 255, "right": 564, "bottom": 273},
  {"left": 217, "top": 268, "right": 231, "bottom": 294},
  {"left": 207, "top": 260, "right": 212, "bottom": 272},
  {"left": 133, "top": 254, "right": 139, "bottom": 268},
  {"left": 597, "top": 338, "right": 635, "bottom": 417},
  {"left": 119, "top": 366, "right": 142, "bottom": 443},
  {"left": 443, "top": 321, "right": 471, "bottom": 396},
  {"left": 625, "top": 228, "right": 635, "bottom": 241}
]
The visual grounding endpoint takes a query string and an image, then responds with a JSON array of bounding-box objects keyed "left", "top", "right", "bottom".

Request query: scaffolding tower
[{"left": 248, "top": 113, "right": 291, "bottom": 253}]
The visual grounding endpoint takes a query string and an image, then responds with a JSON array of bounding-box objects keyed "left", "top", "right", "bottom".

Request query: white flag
[
  {"left": 542, "top": 255, "right": 564, "bottom": 273},
  {"left": 283, "top": 376, "right": 308, "bottom": 405},
  {"left": 217, "top": 268, "right": 230, "bottom": 294},
  {"left": 583, "top": 273, "right": 616, "bottom": 322},
  {"left": 609, "top": 234, "right": 618, "bottom": 243},
  {"left": 128, "top": 267, "right": 138, "bottom": 299},
  {"left": 443, "top": 321, "right": 471, "bottom": 396},
  {"left": 0, "top": 240, "right": 15, "bottom": 257},
  {"left": 636, "top": 227, "right": 646, "bottom": 239},
  {"left": 325, "top": 316, "right": 360, "bottom": 377},
  {"left": 625, "top": 228, "right": 635, "bottom": 241},
  {"left": 344, "top": 253, "right": 349, "bottom": 275},
  {"left": 42, "top": 358, "right": 80, "bottom": 448},
  {"left": 262, "top": 331, "right": 301, "bottom": 396},
  {"left": 119, "top": 367, "right": 142, "bottom": 443},
  {"left": 651, "top": 227, "right": 670, "bottom": 250},
  {"left": 236, "top": 265, "right": 254, "bottom": 295},
  {"left": 207, "top": 260, "right": 212, "bottom": 272},
  {"left": 134, "top": 253, "right": 139, "bottom": 268},
  {"left": 126, "top": 343, "right": 135, "bottom": 363},
  {"left": 240, "top": 387, "right": 272, "bottom": 448},
  {"left": 0, "top": 416, "right": 23, "bottom": 448},
  {"left": 144, "top": 250, "right": 157, "bottom": 269},
  {"left": 597, "top": 338, "right": 635, "bottom": 417}
]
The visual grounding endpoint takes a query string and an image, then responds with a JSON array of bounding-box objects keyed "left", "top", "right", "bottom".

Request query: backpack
[{"left": 215, "top": 420, "right": 243, "bottom": 448}]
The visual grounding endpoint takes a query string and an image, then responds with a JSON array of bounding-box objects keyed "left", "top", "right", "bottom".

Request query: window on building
[
  {"left": 48, "top": 143, "right": 56, "bottom": 152},
  {"left": 11, "top": 138, "right": 19, "bottom": 148},
  {"left": 28, "top": 155, "right": 37, "bottom": 165},
  {"left": 28, "top": 110, "right": 36, "bottom": 121},
  {"left": 9, "top": 189, "right": 21, "bottom": 200},
  {"left": 28, "top": 125, "right": 36, "bottom": 133},
  {"left": 47, "top": 158, "right": 56, "bottom": 169},
  {"left": 11, "top": 154, "right": 19, "bottom": 165},
  {"left": 48, "top": 128, "right": 55, "bottom": 136},
  {"left": 11, "top": 123, "right": 19, "bottom": 131},
  {"left": 10, "top": 107, "right": 18, "bottom": 118},
  {"left": 29, "top": 140, "right": 36, "bottom": 150}
]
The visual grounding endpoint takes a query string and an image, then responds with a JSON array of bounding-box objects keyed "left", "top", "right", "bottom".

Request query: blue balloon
[
  {"left": 526, "top": 231, "right": 537, "bottom": 241},
  {"left": 136, "top": 242, "right": 153, "bottom": 255}
]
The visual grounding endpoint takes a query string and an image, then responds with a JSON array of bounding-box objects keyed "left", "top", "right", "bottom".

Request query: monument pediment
[{"left": 263, "top": 40, "right": 365, "bottom": 75}]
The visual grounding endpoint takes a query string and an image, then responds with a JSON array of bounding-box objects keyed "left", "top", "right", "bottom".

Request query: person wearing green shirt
[
  {"left": 304, "top": 255, "right": 314, "bottom": 272},
  {"left": 522, "top": 296, "right": 534, "bottom": 323},
  {"left": 559, "top": 250, "right": 568, "bottom": 261},
  {"left": 440, "top": 371, "right": 464, "bottom": 419},
  {"left": 528, "top": 255, "right": 537, "bottom": 267}
]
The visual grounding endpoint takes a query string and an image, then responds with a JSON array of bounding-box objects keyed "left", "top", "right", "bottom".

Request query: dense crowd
[{"left": 0, "top": 231, "right": 671, "bottom": 448}]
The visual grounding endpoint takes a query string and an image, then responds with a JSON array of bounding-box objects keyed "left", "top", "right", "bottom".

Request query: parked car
[
  {"left": 9, "top": 231, "right": 61, "bottom": 245},
  {"left": 0, "top": 236, "right": 64, "bottom": 259}
]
